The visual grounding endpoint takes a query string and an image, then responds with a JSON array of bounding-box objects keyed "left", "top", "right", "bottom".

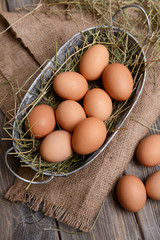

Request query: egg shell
[
  {"left": 102, "top": 63, "right": 133, "bottom": 101},
  {"left": 25, "top": 104, "right": 56, "bottom": 139},
  {"left": 56, "top": 100, "right": 86, "bottom": 133},
  {"left": 72, "top": 117, "right": 107, "bottom": 155},
  {"left": 53, "top": 71, "right": 88, "bottom": 101},
  {"left": 116, "top": 175, "right": 146, "bottom": 212},
  {"left": 83, "top": 88, "right": 112, "bottom": 121},
  {"left": 136, "top": 135, "right": 160, "bottom": 167},
  {"left": 79, "top": 44, "right": 109, "bottom": 81},
  {"left": 145, "top": 170, "right": 160, "bottom": 201},
  {"left": 40, "top": 130, "right": 73, "bottom": 163}
]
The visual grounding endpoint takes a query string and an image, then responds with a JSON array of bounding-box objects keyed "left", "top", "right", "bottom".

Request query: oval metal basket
[{"left": 5, "top": 4, "right": 151, "bottom": 184}]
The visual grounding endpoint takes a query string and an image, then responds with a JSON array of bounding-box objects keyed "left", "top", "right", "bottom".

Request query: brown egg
[
  {"left": 136, "top": 135, "right": 160, "bottom": 167},
  {"left": 72, "top": 117, "right": 107, "bottom": 155},
  {"left": 83, "top": 88, "right": 112, "bottom": 121},
  {"left": 56, "top": 100, "right": 86, "bottom": 133},
  {"left": 79, "top": 44, "right": 109, "bottom": 81},
  {"left": 40, "top": 130, "right": 73, "bottom": 163},
  {"left": 102, "top": 63, "right": 133, "bottom": 101},
  {"left": 117, "top": 175, "right": 146, "bottom": 212},
  {"left": 53, "top": 71, "right": 88, "bottom": 100},
  {"left": 145, "top": 171, "right": 160, "bottom": 201},
  {"left": 25, "top": 104, "right": 56, "bottom": 139}
]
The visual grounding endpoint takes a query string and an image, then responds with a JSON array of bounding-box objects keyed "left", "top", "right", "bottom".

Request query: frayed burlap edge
[{"left": 5, "top": 187, "right": 93, "bottom": 232}]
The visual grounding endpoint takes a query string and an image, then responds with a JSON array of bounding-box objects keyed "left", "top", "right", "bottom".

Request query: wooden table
[{"left": 0, "top": 1, "right": 160, "bottom": 239}]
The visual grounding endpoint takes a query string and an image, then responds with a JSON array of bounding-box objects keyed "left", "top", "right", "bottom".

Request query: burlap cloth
[{"left": 1, "top": 5, "right": 160, "bottom": 232}]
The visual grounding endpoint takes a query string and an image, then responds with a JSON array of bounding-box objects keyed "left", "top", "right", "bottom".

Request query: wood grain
[
  {"left": 6, "top": 0, "right": 40, "bottom": 12},
  {"left": 0, "top": 0, "right": 8, "bottom": 11}
]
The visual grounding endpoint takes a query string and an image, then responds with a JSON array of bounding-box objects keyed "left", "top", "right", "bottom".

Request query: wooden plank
[
  {"left": 58, "top": 191, "right": 143, "bottom": 240},
  {"left": 0, "top": 0, "right": 8, "bottom": 11},
  {"left": 124, "top": 115, "right": 160, "bottom": 240},
  {"left": 0, "top": 109, "right": 60, "bottom": 240},
  {"left": 6, "top": 0, "right": 40, "bottom": 12}
]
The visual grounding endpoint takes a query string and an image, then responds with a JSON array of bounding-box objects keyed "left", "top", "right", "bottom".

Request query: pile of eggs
[
  {"left": 25, "top": 44, "right": 134, "bottom": 164},
  {"left": 117, "top": 134, "right": 160, "bottom": 212}
]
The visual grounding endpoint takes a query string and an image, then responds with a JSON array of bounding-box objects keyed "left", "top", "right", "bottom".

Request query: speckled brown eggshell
[
  {"left": 53, "top": 71, "right": 88, "bottom": 101},
  {"left": 145, "top": 170, "right": 160, "bottom": 201},
  {"left": 72, "top": 117, "right": 107, "bottom": 155},
  {"left": 79, "top": 44, "right": 109, "bottom": 81},
  {"left": 25, "top": 104, "right": 56, "bottom": 139},
  {"left": 136, "top": 135, "right": 160, "bottom": 167},
  {"left": 83, "top": 88, "right": 112, "bottom": 121},
  {"left": 102, "top": 63, "right": 133, "bottom": 101},
  {"left": 116, "top": 175, "right": 146, "bottom": 212},
  {"left": 40, "top": 130, "right": 73, "bottom": 163},
  {"left": 56, "top": 100, "right": 86, "bottom": 133}
]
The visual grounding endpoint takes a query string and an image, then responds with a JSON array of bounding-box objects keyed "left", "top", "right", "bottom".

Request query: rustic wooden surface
[{"left": 0, "top": 0, "right": 160, "bottom": 239}]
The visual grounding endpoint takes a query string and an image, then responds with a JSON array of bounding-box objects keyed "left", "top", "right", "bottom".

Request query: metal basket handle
[
  {"left": 112, "top": 4, "right": 151, "bottom": 46},
  {"left": 5, "top": 147, "right": 54, "bottom": 184}
]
